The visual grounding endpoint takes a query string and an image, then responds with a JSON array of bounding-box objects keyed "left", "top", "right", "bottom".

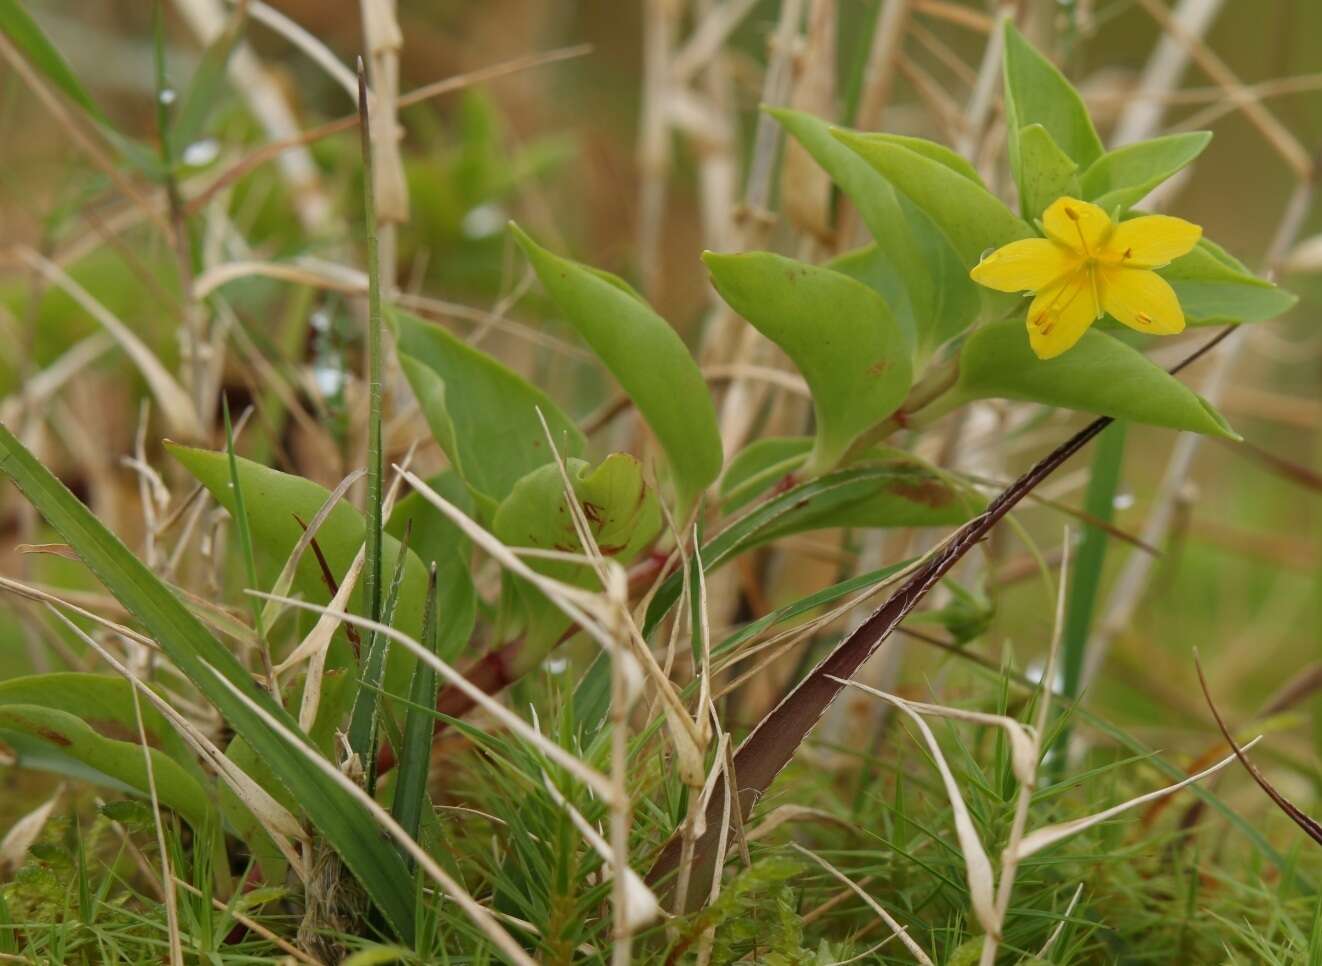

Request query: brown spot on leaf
[
  {"left": 867, "top": 359, "right": 891, "bottom": 378},
  {"left": 36, "top": 727, "right": 71, "bottom": 747},
  {"left": 890, "top": 477, "right": 954, "bottom": 508}
]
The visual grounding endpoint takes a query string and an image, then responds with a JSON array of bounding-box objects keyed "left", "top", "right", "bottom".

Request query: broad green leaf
[
  {"left": 394, "top": 309, "right": 583, "bottom": 513},
  {"left": 0, "top": 704, "right": 213, "bottom": 832},
  {"left": 833, "top": 131, "right": 1033, "bottom": 272},
  {"left": 511, "top": 224, "right": 723, "bottom": 514},
  {"left": 168, "top": 446, "right": 427, "bottom": 711},
  {"left": 1016, "top": 124, "right": 1080, "bottom": 221},
  {"left": 0, "top": 426, "right": 417, "bottom": 935},
  {"left": 704, "top": 252, "right": 912, "bottom": 475},
  {"left": 494, "top": 453, "right": 661, "bottom": 653},
  {"left": 775, "top": 109, "right": 981, "bottom": 356},
  {"left": 1161, "top": 240, "right": 1297, "bottom": 325},
  {"left": 870, "top": 132, "right": 985, "bottom": 185},
  {"left": 1002, "top": 21, "right": 1104, "bottom": 171},
  {"left": 953, "top": 319, "right": 1237, "bottom": 438},
  {"left": 824, "top": 244, "right": 915, "bottom": 344},
  {"left": 1081, "top": 132, "right": 1213, "bottom": 212},
  {"left": 0, "top": 673, "right": 200, "bottom": 780}
]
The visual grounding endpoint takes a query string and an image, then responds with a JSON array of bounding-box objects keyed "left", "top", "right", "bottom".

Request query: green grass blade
[
  {"left": 348, "top": 521, "right": 412, "bottom": 793},
  {"left": 222, "top": 396, "right": 271, "bottom": 687},
  {"left": 358, "top": 60, "right": 385, "bottom": 683},
  {"left": 392, "top": 564, "right": 440, "bottom": 848},
  {"left": 0, "top": 423, "right": 417, "bottom": 937}
]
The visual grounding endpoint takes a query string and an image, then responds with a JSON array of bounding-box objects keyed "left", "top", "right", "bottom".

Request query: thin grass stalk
[
  {"left": 130, "top": 684, "right": 184, "bottom": 966},
  {"left": 348, "top": 58, "right": 386, "bottom": 777}
]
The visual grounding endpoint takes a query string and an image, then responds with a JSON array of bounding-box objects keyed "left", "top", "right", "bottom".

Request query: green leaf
[
  {"left": 394, "top": 309, "right": 584, "bottom": 514},
  {"left": 392, "top": 571, "right": 440, "bottom": 847},
  {"left": 494, "top": 453, "right": 662, "bottom": 651},
  {"left": 1161, "top": 240, "right": 1297, "bottom": 325},
  {"left": 1081, "top": 132, "right": 1213, "bottom": 211},
  {"left": 703, "top": 252, "right": 912, "bottom": 475},
  {"left": 0, "top": 672, "right": 202, "bottom": 782},
  {"left": 0, "top": 704, "right": 213, "bottom": 832},
  {"left": 833, "top": 131, "right": 1033, "bottom": 272},
  {"left": 511, "top": 224, "right": 723, "bottom": 514},
  {"left": 774, "top": 109, "right": 982, "bottom": 356},
  {"left": 169, "top": 15, "right": 242, "bottom": 159},
  {"left": 167, "top": 446, "right": 428, "bottom": 705},
  {"left": 1015, "top": 123, "right": 1080, "bottom": 221},
  {"left": 1002, "top": 21, "right": 1104, "bottom": 170},
  {"left": 0, "top": 426, "right": 418, "bottom": 936},
  {"left": 953, "top": 319, "right": 1237, "bottom": 438}
]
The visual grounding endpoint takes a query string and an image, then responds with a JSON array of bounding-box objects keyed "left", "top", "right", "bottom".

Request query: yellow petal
[
  {"left": 1107, "top": 215, "right": 1202, "bottom": 268},
  {"left": 1100, "top": 267, "right": 1185, "bottom": 335},
  {"left": 1025, "top": 269, "right": 1100, "bottom": 359},
  {"left": 970, "top": 238, "right": 1077, "bottom": 293},
  {"left": 1042, "top": 197, "right": 1113, "bottom": 256}
]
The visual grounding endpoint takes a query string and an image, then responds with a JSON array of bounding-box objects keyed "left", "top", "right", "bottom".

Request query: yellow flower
[{"left": 970, "top": 196, "right": 1202, "bottom": 359}]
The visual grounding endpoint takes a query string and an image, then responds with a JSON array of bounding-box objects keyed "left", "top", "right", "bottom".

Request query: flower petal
[
  {"left": 970, "top": 238, "right": 1077, "bottom": 293},
  {"left": 1100, "top": 267, "right": 1185, "bottom": 335},
  {"left": 1042, "top": 197, "right": 1113, "bottom": 255},
  {"left": 1108, "top": 215, "right": 1202, "bottom": 268},
  {"left": 1025, "top": 269, "right": 1100, "bottom": 359}
]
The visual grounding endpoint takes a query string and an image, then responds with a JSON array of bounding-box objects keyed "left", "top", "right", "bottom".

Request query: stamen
[
  {"left": 1065, "top": 205, "right": 1091, "bottom": 256},
  {"left": 1136, "top": 312, "right": 1152, "bottom": 326}
]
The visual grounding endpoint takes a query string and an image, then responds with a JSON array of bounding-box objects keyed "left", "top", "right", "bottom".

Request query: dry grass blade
[
  {"left": 790, "top": 843, "right": 934, "bottom": 965},
  {"left": 0, "top": 785, "right": 63, "bottom": 875},
  {"left": 828, "top": 679, "right": 997, "bottom": 934},
  {"left": 1014, "top": 739, "right": 1261, "bottom": 860},
  {"left": 186, "top": 44, "right": 591, "bottom": 214},
  {"left": 1195, "top": 652, "right": 1322, "bottom": 846},
  {"left": 14, "top": 248, "right": 202, "bottom": 439},
  {"left": 130, "top": 685, "right": 184, "bottom": 966},
  {"left": 250, "top": 590, "right": 616, "bottom": 801}
]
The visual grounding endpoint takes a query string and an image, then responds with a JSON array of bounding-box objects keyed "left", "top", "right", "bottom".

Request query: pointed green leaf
[
  {"left": 394, "top": 309, "right": 584, "bottom": 513},
  {"left": 0, "top": 0, "right": 108, "bottom": 124},
  {"left": 511, "top": 224, "right": 723, "bottom": 513},
  {"left": 1081, "top": 131, "right": 1212, "bottom": 212},
  {"left": 0, "top": 704, "right": 213, "bottom": 832},
  {"left": 1161, "top": 240, "right": 1297, "bottom": 325},
  {"left": 392, "top": 570, "right": 440, "bottom": 846},
  {"left": 1003, "top": 21, "right": 1104, "bottom": 170},
  {"left": 1016, "top": 123, "right": 1080, "bottom": 221},
  {"left": 704, "top": 251, "right": 912, "bottom": 475},
  {"left": 773, "top": 109, "right": 984, "bottom": 358},
  {"left": 0, "top": 427, "right": 416, "bottom": 936},
  {"left": 953, "top": 319, "right": 1237, "bottom": 438},
  {"left": 833, "top": 131, "right": 1033, "bottom": 270}
]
